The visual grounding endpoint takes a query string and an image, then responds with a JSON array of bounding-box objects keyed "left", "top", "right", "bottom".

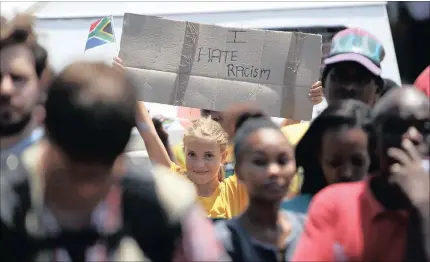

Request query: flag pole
[{"left": 110, "top": 14, "right": 119, "bottom": 54}]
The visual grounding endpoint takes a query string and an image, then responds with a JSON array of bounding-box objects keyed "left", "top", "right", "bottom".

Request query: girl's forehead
[
  {"left": 246, "top": 128, "right": 287, "bottom": 145},
  {"left": 184, "top": 137, "right": 220, "bottom": 150},
  {"left": 245, "top": 131, "right": 293, "bottom": 153},
  {"left": 323, "top": 128, "right": 368, "bottom": 148}
]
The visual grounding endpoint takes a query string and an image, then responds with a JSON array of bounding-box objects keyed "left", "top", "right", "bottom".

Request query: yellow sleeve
[
  {"left": 281, "top": 123, "right": 310, "bottom": 146},
  {"left": 289, "top": 173, "right": 304, "bottom": 194},
  {"left": 169, "top": 162, "right": 185, "bottom": 175},
  {"left": 221, "top": 175, "right": 249, "bottom": 218},
  {"left": 172, "top": 142, "right": 186, "bottom": 170}
]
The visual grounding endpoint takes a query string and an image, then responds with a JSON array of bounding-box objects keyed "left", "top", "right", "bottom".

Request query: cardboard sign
[{"left": 119, "top": 13, "right": 322, "bottom": 119}]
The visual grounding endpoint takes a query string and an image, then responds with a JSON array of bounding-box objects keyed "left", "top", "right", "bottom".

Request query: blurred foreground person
[
  {"left": 1, "top": 61, "right": 224, "bottom": 262},
  {"left": 292, "top": 87, "right": 430, "bottom": 261},
  {"left": 282, "top": 100, "right": 373, "bottom": 213},
  {"left": 0, "top": 14, "right": 49, "bottom": 174},
  {"left": 215, "top": 111, "right": 306, "bottom": 261}
]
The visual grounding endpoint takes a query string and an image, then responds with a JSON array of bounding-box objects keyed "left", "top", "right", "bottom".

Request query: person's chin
[
  {"left": 263, "top": 186, "right": 287, "bottom": 201},
  {"left": 189, "top": 173, "right": 213, "bottom": 184}
]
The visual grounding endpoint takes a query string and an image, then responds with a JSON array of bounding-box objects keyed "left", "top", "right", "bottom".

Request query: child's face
[{"left": 184, "top": 137, "right": 226, "bottom": 185}]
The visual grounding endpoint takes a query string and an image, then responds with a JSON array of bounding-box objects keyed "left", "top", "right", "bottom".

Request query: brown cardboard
[{"left": 119, "top": 13, "right": 322, "bottom": 119}]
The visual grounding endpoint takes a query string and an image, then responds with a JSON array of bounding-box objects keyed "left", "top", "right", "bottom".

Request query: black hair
[
  {"left": 44, "top": 61, "right": 136, "bottom": 165},
  {"left": 152, "top": 117, "right": 175, "bottom": 162},
  {"left": 296, "top": 99, "right": 376, "bottom": 195},
  {"left": 29, "top": 43, "right": 48, "bottom": 78},
  {"left": 233, "top": 112, "right": 280, "bottom": 162}
]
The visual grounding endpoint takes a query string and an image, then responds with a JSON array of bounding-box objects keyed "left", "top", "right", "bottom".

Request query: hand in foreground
[
  {"left": 309, "top": 81, "right": 324, "bottom": 105},
  {"left": 112, "top": 56, "right": 125, "bottom": 72},
  {"left": 388, "top": 129, "right": 429, "bottom": 209}
]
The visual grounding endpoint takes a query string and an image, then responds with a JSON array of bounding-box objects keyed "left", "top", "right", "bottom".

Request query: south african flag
[{"left": 85, "top": 17, "right": 115, "bottom": 51}]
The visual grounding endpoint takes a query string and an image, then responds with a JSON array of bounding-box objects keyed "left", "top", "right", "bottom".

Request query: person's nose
[
  {"left": 193, "top": 159, "right": 206, "bottom": 169},
  {"left": 341, "top": 84, "right": 358, "bottom": 96},
  {"left": 267, "top": 162, "right": 281, "bottom": 177},
  {"left": 338, "top": 164, "right": 354, "bottom": 182},
  {"left": 0, "top": 75, "right": 15, "bottom": 97}
]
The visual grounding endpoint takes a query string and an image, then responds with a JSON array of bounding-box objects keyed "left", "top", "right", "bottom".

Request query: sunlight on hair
[{"left": 183, "top": 116, "right": 229, "bottom": 153}]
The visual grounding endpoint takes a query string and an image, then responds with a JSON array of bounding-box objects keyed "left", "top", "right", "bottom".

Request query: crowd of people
[{"left": 1, "top": 12, "right": 429, "bottom": 262}]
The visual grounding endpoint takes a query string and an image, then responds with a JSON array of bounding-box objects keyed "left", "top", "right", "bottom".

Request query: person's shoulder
[
  {"left": 317, "top": 181, "right": 364, "bottom": 198},
  {"left": 221, "top": 175, "right": 246, "bottom": 195},
  {"left": 310, "top": 181, "right": 365, "bottom": 210},
  {"left": 223, "top": 175, "right": 238, "bottom": 186},
  {"left": 150, "top": 165, "right": 196, "bottom": 215},
  {"left": 414, "top": 66, "right": 430, "bottom": 97},
  {"left": 282, "top": 209, "right": 307, "bottom": 226},
  {"left": 214, "top": 218, "right": 237, "bottom": 253},
  {"left": 280, "top": 122, "right": 310, "bottom": 132},
  {"left": 123, "top": 162, "right": 195, "bottom": 201},
  {"left": 329, "top": 180, "right": 365, "bottom": 193},
  {"left": 281, "top": 194, "right": 312, "bottom": 213},
  {"left": 122, "top": 164, "right": 197, "bottom": 229},
  {"left": 281, "top": 210, "right": 307, "bottom": 243}
]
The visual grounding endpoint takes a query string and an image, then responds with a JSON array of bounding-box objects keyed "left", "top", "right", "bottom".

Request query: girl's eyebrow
[{"left": 252, "top": 150, "right": 267, "bottom": 156}]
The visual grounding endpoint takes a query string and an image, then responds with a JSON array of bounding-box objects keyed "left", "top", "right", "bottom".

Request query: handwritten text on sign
[
  {"left": 195, "top": 30, "right": 271, "bottom": 81},
  {"left": 119, "top": 13, "right": 323, "bottom": 119}
]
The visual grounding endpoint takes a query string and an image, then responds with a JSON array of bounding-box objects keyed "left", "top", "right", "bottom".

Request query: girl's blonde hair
[{"left": 183, "top": 116, "right": 229, "bottom": 181}]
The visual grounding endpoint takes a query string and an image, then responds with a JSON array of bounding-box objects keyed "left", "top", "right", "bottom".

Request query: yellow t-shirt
[
  {"left": 281, "top": 122, "right": 310, "bottom": 146},
  {"left": 169, "top": 122, "right": 310, "bottom": 216},
  {"left": 281, "top": 122, "right": 310, "bottom": 195},
  {"left": 169, "top": 162, "right": 248, "bottom": 219}
]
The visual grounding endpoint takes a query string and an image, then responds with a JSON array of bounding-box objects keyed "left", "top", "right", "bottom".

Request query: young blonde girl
[
  {"left": 136, "top": 102, "right": 247, "bottom": 219},
  {"left": 172, "top": 117, "right": 248, "bottom": 218}
]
